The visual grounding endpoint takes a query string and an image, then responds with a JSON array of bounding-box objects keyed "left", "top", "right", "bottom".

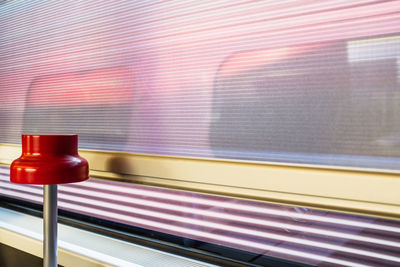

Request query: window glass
[
  {"left": 1, "top": 2, "right": 400, "bottom": 266},
  {"left": 0, "top": 1, "right": 399, "bottom": 169}
]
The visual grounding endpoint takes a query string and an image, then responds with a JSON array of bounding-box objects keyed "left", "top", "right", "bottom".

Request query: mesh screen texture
[{"left": 0, "top": 1, "right": 399, "bottom": 169}]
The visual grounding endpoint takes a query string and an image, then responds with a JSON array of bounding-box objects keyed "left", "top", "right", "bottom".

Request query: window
[
  {"left": 1, "top": 1, "right": 399, "bottom": 266},
  {"left": 0, "top": 1, "right": 399, "bottom": 169}
]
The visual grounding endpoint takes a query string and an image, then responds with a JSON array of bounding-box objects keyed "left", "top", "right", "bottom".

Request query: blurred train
[{"left": 211, "top": 39, "right": 400, "bottom": 159}]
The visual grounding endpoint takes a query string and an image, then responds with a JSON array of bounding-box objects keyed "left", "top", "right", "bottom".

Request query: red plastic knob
[{"left": 10, "top": 135, "right": 89, "bottom": 185}]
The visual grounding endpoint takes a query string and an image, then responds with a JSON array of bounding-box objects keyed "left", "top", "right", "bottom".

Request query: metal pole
[{"left": 43, "top": 184, "right": 58, "bottom": 267}]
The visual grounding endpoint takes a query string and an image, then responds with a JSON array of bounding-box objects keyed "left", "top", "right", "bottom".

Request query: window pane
[{"left": 0, "top": 1, "right": 399, "bottom": 169}]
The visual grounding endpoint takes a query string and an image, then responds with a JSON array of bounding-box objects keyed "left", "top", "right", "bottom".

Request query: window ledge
[{"left": 0, "top": 207, "right": 216, "bottom": 267}]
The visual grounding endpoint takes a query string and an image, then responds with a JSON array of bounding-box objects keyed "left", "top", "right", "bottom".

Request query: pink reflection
[
  {"left": 27, "top": 67, "right": 133, "bottom": 107},
  {"left": 1, "top": 169, "right": 400, "bottom": 266}
]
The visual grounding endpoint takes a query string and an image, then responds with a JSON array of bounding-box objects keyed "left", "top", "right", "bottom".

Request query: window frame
[{"left": 0, "top": 143, "right": 399, "bottom": 220}]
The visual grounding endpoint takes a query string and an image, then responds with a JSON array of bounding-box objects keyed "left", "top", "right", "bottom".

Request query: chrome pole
[{"left": 43, "top": 184, "right": 58, "bottom": 267}]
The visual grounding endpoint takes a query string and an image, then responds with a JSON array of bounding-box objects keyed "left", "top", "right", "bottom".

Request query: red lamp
[{"left": 10, "top": 135, "right": 89, "bottom": 267}]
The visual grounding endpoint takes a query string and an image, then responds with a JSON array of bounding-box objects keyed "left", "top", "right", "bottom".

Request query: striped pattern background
[
  {"left": 1, "top": 167, "right": 400, "bottom": 267},
  {"left": 0, "top": 1, "right": 400, "bottom": 169},
  {"left": 1, "top": 2, "right": 400, "bottom": 265}
]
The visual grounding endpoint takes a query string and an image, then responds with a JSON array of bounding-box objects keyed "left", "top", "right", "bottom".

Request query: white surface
[{"left": 0, "top": 207, "right": 217, "bottom": 267}]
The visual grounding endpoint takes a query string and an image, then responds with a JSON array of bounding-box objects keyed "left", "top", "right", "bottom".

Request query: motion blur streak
[{"left": 1, "top": 167, "right": 400, "bottom": 267}]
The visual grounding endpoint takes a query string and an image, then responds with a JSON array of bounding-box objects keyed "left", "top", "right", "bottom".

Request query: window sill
[{"left": 0, "top": 207, "right": 216, "bottom": 267}]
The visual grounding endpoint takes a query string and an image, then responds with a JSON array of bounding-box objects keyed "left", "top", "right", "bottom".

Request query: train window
[
  {"left": 23, "top": 67, "right": 134, "bottom": 150},
  {"left": 212, "top": 37, "right": 400, "bottom": 169},
  {"left": 0, "top": 1, "right": 399, "bottom": 266},
  {"left": 0, "top": 1, "right": 398, "bottom": 170}
]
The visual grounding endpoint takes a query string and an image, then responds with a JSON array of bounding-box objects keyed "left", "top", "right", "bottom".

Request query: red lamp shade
[{"left": 10, "top": 135, "right": 89, "bottom": 185}]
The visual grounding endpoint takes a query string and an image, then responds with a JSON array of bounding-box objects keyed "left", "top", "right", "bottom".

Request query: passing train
[{"left": 0, "top": 1, "right": 400, "bottom": 267}]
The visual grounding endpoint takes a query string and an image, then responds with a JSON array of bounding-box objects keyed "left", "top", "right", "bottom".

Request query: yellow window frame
[{"left": 1, "top": 143, "right": 399, "bottom": 220}]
